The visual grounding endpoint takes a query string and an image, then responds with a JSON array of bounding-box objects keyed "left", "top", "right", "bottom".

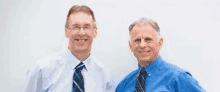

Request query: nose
[
  {"left": 140, "top": 39, "right": 146, "bottom": 49},
  {"left": 78, "top": 27, "right": 86, "bottom": 35}
]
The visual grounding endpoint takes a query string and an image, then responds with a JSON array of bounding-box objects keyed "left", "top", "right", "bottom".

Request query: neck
[
  {"left": 74, "top": 51, "right": 90, "bottom": 62},
  {"left": 69, "top": 48, "right": 90, "bottom": 62},
  {"left": 139, "top": 54, "right": 159, "bottom": 67},
  {"left": 139, "top": 61, "right": 153, "bottom": 67}
]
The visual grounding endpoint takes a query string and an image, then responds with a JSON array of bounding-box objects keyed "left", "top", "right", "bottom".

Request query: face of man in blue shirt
[
  {"left": 65, "top": 12, "right": 97, "bottom": 54},
  {"left": 129, "top": 23, "right": 163, "bottom": 66}
]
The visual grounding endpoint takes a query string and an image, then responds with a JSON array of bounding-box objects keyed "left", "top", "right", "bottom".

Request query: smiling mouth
[
  {"left": 75, "top": 38, "right": 88, "bottom": 42},
  {"left": 139, "top": 50, "right": 150, "bottom": 53}
]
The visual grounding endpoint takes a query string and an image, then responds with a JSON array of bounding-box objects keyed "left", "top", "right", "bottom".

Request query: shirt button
[{"left": 148, "top": 73, "right": 151, "bottom": 76}]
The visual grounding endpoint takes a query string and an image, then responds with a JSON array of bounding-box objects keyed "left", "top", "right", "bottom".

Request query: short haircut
[
  {"left": 129, "top": 17, "right": 160, "bottom": 35},
  {"left": 65, "top": 5, "right": 97, "bottom": 29}
]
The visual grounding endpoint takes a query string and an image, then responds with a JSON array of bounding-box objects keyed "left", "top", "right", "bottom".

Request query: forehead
[
  {"left": 68, "top": 12, "right": 93, "bottom": 25},
  {"left": 131, "top": 23, "right": 158, "bottom": 38}
]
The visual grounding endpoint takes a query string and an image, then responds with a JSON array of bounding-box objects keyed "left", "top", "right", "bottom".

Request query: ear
[
  {"left": 129, "top": 41, "right": 132, "bottom": 50},
  {"left": 93, "top": 29, "right": 97, "bottom": 38},
  {"left": 158, "top": 37, "right": 163, "bottom": 49},
  {"left": 65, "top": 28, "right": 69, "bottom": 38}
]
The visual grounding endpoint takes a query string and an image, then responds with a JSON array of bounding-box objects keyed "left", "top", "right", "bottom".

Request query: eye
[
  {"left": 134, "top": 39, "right": 141, "bottom": 42},
  {"left": 145, "top": 37, "right": 152, "bottom": 42},
  {"left": 72, "top": 26, "right": 79, "bottom": 29},
  {"left": 84, "top": 26, "right": 90, "bottom": 29},
  {"left": 71, "top": 24, "right": 79, "bottom": 28}
]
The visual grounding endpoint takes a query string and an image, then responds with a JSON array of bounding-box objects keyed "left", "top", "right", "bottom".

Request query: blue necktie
[
  {"left": 72, "top": 62, "right": 85, "bottom": 92},
  {"left": 134, "top": 68, "right": 147, "bottom": 92}
]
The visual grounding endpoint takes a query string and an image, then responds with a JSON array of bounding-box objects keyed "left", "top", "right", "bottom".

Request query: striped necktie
[
  {"left": 134, "top": 68, "right": 147, "bottom": 92},
  {"left": 72, "top": 62, "right": 85, "bottom": 92}
]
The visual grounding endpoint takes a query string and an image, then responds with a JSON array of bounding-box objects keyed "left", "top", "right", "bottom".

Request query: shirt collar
[
  {"left": 66, "top": 49, "right": 91, "bottom": 71},
  {"left": 138, "top": 56, "right": 163, "bottom": 76}
]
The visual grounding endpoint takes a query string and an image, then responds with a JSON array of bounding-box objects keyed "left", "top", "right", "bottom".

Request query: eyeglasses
[{"left": 67, "top": 26, "right": 94, "bottom": 31}]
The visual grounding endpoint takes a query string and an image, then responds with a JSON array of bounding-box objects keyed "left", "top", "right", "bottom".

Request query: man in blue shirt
[{"left": 116, "top": 17, "right": 205, "bottom": 92}]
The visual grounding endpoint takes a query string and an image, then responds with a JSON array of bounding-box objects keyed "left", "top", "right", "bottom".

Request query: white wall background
[{"left": 0, "top": 0, "right": 219, "bottom": 92}]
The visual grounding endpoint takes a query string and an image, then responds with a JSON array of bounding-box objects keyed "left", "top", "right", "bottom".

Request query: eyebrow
[
  {"left": 84, "top": 24, "right": 91, "bottom": 26},
  {"left": 71, "top": 23, "right": 91, "bottom": 27},
  {"left": 132, "top": 36, "right": 153, "bottom": 40},
  {"left": 132, "top": 37, "right": 141, "bottom": 41},
  {"left": 71, "top": 24, "right": 79, "bottom": 26},
  {"left": 145, "top": 37, "right": 153, "bottom": 40}
]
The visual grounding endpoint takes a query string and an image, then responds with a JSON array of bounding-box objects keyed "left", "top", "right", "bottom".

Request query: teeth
[
  {"left": 75, "top": 39, "right": 88, "bottom": 42},
  {"left": 76, "top": 39, "right": 87, "bottom": 41},
  {"left": 139, "top": 51, "right": 149, "bottom": 54}
]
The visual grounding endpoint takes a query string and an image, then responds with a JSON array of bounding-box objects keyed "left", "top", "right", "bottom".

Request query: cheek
[
  {"left": 90, "top": 32, "right": 96, "bottom": 38},
  {"left": 68, "top": 32, "right": 77, "bottom": 38},
  {"left": 150, "top": 44, "right": 159, "bottom": 52},
  {"left": 131, "top": 45, "right": 139, "bottom": 53},
  {"left": 93, "top": 30, "right": 97, "bottom": 37}
]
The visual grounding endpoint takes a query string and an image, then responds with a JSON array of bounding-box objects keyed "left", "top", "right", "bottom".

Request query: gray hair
[{"left": 129, "top": 17, "right": 160, "bottom": 36}]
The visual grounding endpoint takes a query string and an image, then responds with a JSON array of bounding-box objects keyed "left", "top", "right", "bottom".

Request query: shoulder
[
  {"left": 121, "top": 69, "right": 139, "bottom": 82},
  {"left": 89, "top": 56, "right": 116, "bottom": 91},
  {"left": 173, "top": 70, "right": 205, "bottom": 91},
  {"left": 89, "top": 56, "right": 108, "bottom": 79},
  {"left": 160, "top": 60, "right": 205, "bottom": 91},
  {"left": 24, "top": 50, "right": 69, "bottom": 91},
  {"left": 90, "top": 56, "right": 105, "bottom": 71},
  {"left": 30, "top": 50, "right": 69, "bottom": 74},
  {"left": 161, "top": 60, "right": 191, "bottom": 78},
  {"left": 156, "top": 60, "right": 192, "bottom": 83},
  {"left": 116, "top": 69, "right": 139, "bottom": 91},
  {"left": 37, "top": 50, "right": 68, "bottom": 67},
  {"left": 159, "top": 60, "right": 189, "bottom": 76}
]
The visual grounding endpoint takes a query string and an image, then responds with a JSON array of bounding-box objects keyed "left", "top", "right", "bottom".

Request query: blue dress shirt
[{"left": 116, "top": 56, "right": 205, "bottom": 92}]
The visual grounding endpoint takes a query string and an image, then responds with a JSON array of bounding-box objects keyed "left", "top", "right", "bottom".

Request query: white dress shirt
[{"left": 23, "top": 49, "right": 114, "bottom": 92}]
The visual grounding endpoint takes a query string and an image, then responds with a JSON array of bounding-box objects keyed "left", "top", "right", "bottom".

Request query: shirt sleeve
[
  {"left": 23, "top": 65, "right": 44, "bottom": 92},
  {"left": 104, "top": 71, "right": 116, "bottom": 92},
  {"left": 174, "top": 72, "right": 205, "bottom": 92},
  {"left": 105, "top": 80, "right": 115, "bottom": 92},
  {"left": 115, "top": 79, "right": 126, "bottom": 92}
]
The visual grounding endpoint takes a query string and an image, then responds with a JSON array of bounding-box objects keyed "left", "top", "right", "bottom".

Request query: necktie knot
[
  {"left": 140, "top": 68, "right": 147, "bottom": 75},
  {"left": 75, "top": 62, "right": 85, "bottom": 71}
]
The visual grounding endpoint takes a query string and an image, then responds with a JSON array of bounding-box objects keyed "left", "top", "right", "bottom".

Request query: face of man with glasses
[{"left": 65, "top": 12, "right": 97, "bottom": 54}]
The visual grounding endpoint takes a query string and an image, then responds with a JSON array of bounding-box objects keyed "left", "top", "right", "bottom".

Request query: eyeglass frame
[{"left": 66, "top": 24, "right": 96, "bottom": 31}]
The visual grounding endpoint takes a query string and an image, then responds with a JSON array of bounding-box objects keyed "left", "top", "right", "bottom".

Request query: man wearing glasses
[{"left": 23, "top": 5, "right": 113, "bottom": 92}]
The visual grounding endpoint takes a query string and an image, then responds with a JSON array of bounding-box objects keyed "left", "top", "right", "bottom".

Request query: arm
[
  {"left": 23, "top": 65, "right": 44, "bottom": 92},
  {"left": 115, "top": 79, "right": 125, "bottom": 92},
  {"left": 103, "top": 70, "right": 115, "bottom": 92},
  {"left": 174, "top": 72, "right": 205, "bottom": 92}
]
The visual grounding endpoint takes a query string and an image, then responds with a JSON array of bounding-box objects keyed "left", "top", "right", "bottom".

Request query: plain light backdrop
[{"left": 0, "top": 0, "right": 219, "bottom": 91}]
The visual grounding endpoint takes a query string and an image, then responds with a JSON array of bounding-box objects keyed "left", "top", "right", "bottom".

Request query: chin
[
  {"left": 138, "top": 57, "right": 151, "bottom": 62},
  {"left": 79, "top": 47, "right": 91, "bottom": 52},
  {"left": 140, "top": 59, "right": 151, "bottom": 63},
  {"left": 74, "top": 49, "right": 87, "bottom": 53}
]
